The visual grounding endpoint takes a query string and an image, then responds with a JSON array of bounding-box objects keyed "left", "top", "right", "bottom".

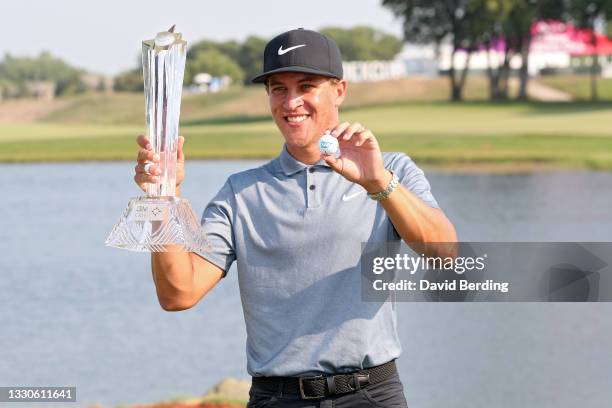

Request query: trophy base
[{"left": 105, "top": 196, "right": 208, "bottom": 252}]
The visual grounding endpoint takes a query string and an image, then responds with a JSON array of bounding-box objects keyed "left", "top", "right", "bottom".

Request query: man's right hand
[{"left": 134, "top": 135, "right": 186, "bottom": 193}]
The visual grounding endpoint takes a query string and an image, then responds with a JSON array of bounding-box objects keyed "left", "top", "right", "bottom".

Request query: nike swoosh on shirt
[
  {"left": 278, "top": 44, "right": 306, "bottom": 55},
  {"left": 342, "top": 191, "right": 364, "bottom": 202}
]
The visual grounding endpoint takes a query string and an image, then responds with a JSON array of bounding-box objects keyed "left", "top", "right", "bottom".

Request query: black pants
[{"left": 247, "top": 372, "right": 408, "bottom": 408}]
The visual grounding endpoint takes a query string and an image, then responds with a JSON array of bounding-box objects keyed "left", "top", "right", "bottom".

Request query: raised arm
[
  {"left": 134, "top": 135, "right": 224, "bottom": 311},
  {"left": 322, "top": 122, "right": 458, "bottom": 257}
]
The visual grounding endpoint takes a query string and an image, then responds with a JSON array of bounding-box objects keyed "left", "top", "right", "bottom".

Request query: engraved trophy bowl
[{"left": 105, "top": 26, "right": 208, "bottom": 252}]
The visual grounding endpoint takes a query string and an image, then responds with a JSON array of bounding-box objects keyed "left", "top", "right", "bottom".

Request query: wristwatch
[{"left": 367, "top": 170, "right": 399, "bottom": 201}]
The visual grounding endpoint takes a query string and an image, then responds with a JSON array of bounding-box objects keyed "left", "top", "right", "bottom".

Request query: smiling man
[{"left": 134, "top": 28, "right": 456, "bottom": 407}]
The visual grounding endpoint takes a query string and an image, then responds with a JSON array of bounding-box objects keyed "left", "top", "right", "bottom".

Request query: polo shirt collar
[{"left": 278, "top": 144, "right": 331, "bottom": 176}]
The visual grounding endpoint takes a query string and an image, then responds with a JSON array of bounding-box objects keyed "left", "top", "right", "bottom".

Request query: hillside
[{"left": 1, "top": 77, "right": 489, "bottom": 126}]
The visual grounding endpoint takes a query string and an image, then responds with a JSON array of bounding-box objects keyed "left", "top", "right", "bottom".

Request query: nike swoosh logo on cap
[
  {"left": 278, "top": 44, "right": 306, "bottom": 55},
  {"left": 342, "top": 191, "right": 364, "bottom": 202}
]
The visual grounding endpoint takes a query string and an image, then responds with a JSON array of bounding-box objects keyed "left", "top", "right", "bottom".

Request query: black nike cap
[{"left": 251, "top": 28, "right": 343, "bottom": 84}]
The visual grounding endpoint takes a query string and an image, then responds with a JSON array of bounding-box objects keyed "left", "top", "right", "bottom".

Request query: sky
[{"left": 0, "top": 0, "right": 405, "bottom": 76}]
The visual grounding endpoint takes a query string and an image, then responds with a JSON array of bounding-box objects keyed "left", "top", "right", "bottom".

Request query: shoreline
[
  {"left": 0, "top": 158, "right": 607, "bottom": 174},
  {"left": 421, "top": 161, "right": 597, "bottom": 174}
]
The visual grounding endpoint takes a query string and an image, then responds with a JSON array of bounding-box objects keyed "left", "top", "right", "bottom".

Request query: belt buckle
[
  {"left": 349, "top": 373, "right": 371, "bottom": 391},
  {"left": 298, "top": 375, "right": 324, "bottom": 400}
]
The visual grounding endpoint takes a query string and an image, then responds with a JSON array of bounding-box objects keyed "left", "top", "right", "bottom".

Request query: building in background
[
  {"left": 25, "top": 81, "right": 55, "bottom": 100},
  {"left": 80, "top": 73, "right": 112, "bottom": 92},
  {"left": 342, "top": 20, "right": 612, "bottom": 83},
  {"left": 342, "top": 44, "right": 438, "bottom": 82},
  {"left": 343, "top": 59, "right": 409, "bottom": 82},
  {"left": 437, "top": 20, "right": 612, "bottom": 77},
  {"left": 186, "top": 72, "right": 232, "bottom": 94}
]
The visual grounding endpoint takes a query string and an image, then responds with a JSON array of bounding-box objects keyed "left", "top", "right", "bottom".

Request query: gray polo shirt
[{"left": 196, "top": 145, "right": 439, "bottom": 377}]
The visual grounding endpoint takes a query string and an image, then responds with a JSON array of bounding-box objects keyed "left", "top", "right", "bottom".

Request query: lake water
[{"left": 1, "top": 161, "right": 611, "bottom": 408}]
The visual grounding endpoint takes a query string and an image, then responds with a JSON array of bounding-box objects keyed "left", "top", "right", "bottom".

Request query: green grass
[
  {"left": 0, "top": 122, "right": 141, "bottom": 142},
  {"left": 1, "top": 77, "right": 612, "bottom": 169},
  {"left": 538, "top": 74, "right": 612, "bottom": 100},
  {"left": 2, "top": 101, "right": 612, "bottom": 169}
]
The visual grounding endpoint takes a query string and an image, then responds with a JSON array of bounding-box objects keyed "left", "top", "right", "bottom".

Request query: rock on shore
[{"left": 89, "top": 378, "right": 251, "bottom": 408}]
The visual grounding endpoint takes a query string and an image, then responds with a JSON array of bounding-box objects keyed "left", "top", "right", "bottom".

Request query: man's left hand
[{"left": 321, "top": 122, "right": 392, "bottom": 193}]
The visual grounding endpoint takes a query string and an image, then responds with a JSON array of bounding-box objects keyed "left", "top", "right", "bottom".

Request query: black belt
[{"left": 251, "top": 360, "right": 397, "bottom": 400}]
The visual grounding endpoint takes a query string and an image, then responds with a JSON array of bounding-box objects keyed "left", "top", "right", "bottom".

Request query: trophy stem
[{"left": 143, "top": 37, "right": 184, "bottom": 197}]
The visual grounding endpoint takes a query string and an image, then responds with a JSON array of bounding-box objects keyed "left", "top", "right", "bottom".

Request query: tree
[
  {"left": 113, "top": 68, "right": 143, "bottom": 92},
  {"left": 504, "top": 0, "right": 539, "bottom": 100},
  {"left": 472, "top": 0, "right": 510, "bottom": 100},
  {"left": 498, "top": 0, "right": 566, "bottom": 101},
  {"left": 187, "top": 39, "right": 241, "bottom": 63},
  {"left": 188, "top": 37, "right": 264, "bottom": 84},
  {"left": 182, "top": 27, "right": 402, "bottom": 85},
  {"left": 0, "top": 51, "right": 86, "bottom": 97},
  {"left": 237, "top": 36, "right": 267, "bottom": 84},
  {"left": 480, "top": 0, "right": 537, "bottom": 101},
  {"left": 382, "top": 0, "right": 489, "bottom": 101},
  {"left": 566, "top": 0, "right": 612, "bottom": 101},
  {"left": 185, "top": 48, "right": 244, "bottom": 85},
  {"left": 319, "top": 26, "right": 404, "bottom": 60},
  {"left": 55, "top": 72, "right": 86, "bottom": 95}
]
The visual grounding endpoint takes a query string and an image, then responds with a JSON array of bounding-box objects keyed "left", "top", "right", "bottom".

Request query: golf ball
[{"left": 319, "top": 132, "right": 340, "bottom": 156}]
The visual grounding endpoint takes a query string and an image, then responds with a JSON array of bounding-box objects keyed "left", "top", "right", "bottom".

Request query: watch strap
[{"left": 367, "top": 170, "right": 399, "bottom": 201}]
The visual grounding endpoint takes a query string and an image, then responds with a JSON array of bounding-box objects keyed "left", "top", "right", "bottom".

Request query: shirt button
[
  {"left": 309, "top": 185, "right": 316, "bottom": 190},
  {"left": 309, "top": 167, "right": 315, "bottom": 173}
]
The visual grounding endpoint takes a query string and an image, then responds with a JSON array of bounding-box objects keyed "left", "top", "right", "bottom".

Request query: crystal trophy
[{"left": 105, "top": 26, "right": 208, "bottom": 252}]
